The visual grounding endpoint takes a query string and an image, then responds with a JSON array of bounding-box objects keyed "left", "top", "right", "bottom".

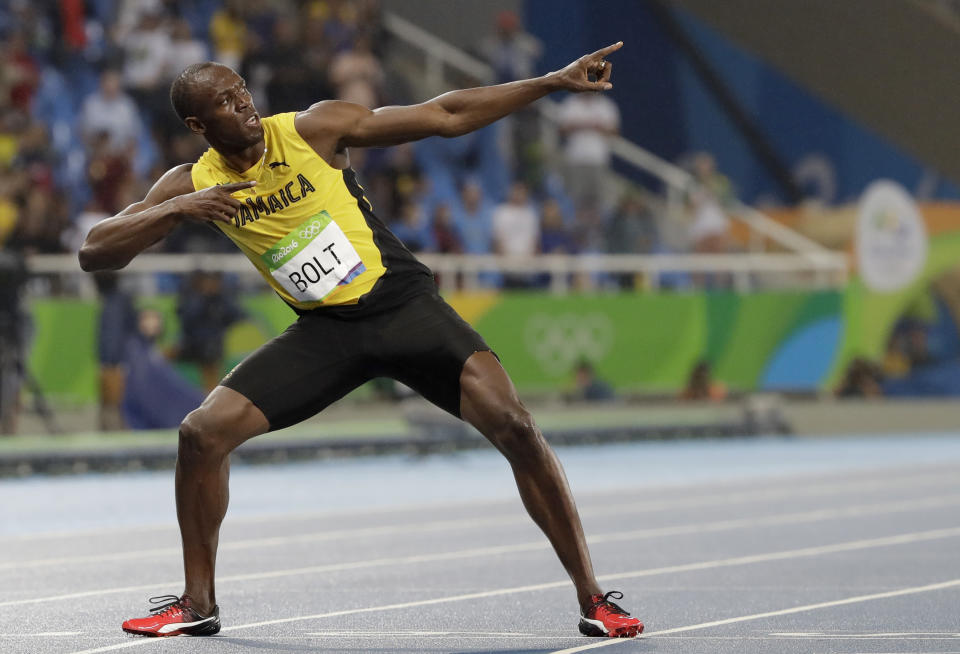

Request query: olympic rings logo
[
  {"left": 524, "top": 312, "right": 614, "bottom": 376},
  {"left": 299, "top": 221, "right": 324, "bottom": 239}
]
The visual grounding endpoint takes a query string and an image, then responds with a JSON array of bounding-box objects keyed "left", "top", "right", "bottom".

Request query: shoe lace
[
  {"left": 594, "top": 590, "right": 631, "bottom": 616},
  {"left": 147, "top": 595, "right": 184, "bottom": 616}
]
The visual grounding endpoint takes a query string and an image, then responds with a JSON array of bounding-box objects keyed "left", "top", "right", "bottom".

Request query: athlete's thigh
[
  {"left": 373, "top": 292, "right": 491, "bottom": 418},
  {"left": 221, "top": 313, "right": 375, "bottom": 431}
]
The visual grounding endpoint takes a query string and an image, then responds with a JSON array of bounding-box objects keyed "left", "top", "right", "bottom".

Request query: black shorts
[{"left": 221, "top": 291, "right": 491, "bottom": 430}]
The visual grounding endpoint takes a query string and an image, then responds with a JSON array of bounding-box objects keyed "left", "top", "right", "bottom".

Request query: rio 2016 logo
[
  {"left": 856, "top": 180, "right": 928, "bottom": 292},
  {"left": 271, "top": 240, "right": 299, "bottom": 264}
]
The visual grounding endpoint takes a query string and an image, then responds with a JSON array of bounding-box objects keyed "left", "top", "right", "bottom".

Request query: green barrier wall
[{"left": 27, "top": 289, "right": 843, "bottom": 402}]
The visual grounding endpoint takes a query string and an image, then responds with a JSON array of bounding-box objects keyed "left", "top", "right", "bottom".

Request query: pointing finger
[
  {"left": 220, "top": 180, "right": 257, "bottom": 192},
  {"left": 592, "top": 41, "right": 623, "bottom": 58}
]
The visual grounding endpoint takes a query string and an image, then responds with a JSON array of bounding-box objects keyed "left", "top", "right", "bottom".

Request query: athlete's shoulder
[
  {"left": 294, "top": 100, "right": 367, "bottom": 137},
  {"left": 156, "top": 163, "right": 194, "bottom": 194},
  {"left": 143, "top": 163, "right": 194, "bottom": 204}
]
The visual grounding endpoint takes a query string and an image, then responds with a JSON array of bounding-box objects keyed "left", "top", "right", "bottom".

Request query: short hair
[{"left": 170, "top": 62, "right": 219, "bottom": 122}]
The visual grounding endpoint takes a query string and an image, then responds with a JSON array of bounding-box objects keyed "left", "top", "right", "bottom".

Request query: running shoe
[
  {"left": 578, "top": 591, "right": 643, "bottom": 638},
  {"left": 121, "top": 595, "right": 220, "bottom": 637}
]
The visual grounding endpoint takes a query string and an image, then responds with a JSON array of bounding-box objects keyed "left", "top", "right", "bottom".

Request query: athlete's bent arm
[
  {"left": 295, "top": 42, "right": 622, "bottom": 157},
  {"left": 78, "top": 165, "right": 255, "bottom": 272}
]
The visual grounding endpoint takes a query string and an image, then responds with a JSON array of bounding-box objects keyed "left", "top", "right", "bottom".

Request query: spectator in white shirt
[
  {"left": 557, "top": 92, "right": 621, "bottom": 210},
  {"left": 78, "top": 70, "right": 143, "bottom": 154},
  {"left": 164, "top": 19, "right": 211, "bottom": 83},
  {"left": 492, "top": 181, "right": 540, "bottom": 288},
  {"left": 121, "top": 12, "right": 171, "bottom": 105}
]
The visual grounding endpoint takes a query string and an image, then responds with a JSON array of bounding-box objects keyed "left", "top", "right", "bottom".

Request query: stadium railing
[{"left": 26, "top": 251, "right": 848, "bottom": 294}]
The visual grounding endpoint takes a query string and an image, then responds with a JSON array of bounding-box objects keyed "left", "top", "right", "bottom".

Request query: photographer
[{"left": 0, "top": 250, "right": 27, "bottom": 434}]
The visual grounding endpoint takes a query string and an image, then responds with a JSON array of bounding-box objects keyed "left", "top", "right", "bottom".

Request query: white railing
[
  {"left": 26, "top": 252, "right": 848, "bottom": 294},
  {"left": 381, "top": 11, "right": 844, "bottom": 267}
]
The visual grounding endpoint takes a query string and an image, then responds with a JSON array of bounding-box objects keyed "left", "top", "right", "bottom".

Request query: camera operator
[{"left": 0, "top": 250, "right": 27, "bottom": 434}]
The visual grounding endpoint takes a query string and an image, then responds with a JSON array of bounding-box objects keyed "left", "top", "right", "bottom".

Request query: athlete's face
[{"left": 190, "top": 66, "right": 264, "bottom": 149}]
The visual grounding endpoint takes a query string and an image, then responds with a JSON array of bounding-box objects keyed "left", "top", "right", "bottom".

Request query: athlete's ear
[{"left": 184, "top": 116, "right": 206, "bottom": 135}]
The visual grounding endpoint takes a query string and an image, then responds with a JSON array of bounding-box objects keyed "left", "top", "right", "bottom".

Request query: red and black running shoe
[
  {"left": 578, "top": 591, "right": 643, "bottom": 638},
  {"left": 121, "top": 595, "right": 220, "bottom": 637}
]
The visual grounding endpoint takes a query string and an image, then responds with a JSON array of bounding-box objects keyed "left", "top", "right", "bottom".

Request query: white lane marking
[
  {"left": 303, "top": 630, "right": 573, "bottom": 639},
  {"left": 62, "top": 528, "right": 960, "bottom": 654},
  {"left": 6, "top": 494, "right": 960, "bottom": 608},
  {"left": 546, "top": 579, "right": 960, "bottom": 653},
  {"left": 0, "top": 631, "right": 86, "bottom": 637},
  {"left": 5, "top": 464, "right": 957, "bottom": 543},
  {"left": 767, "top": 631, "right": 960, "bottom": 639},
  {"left": 6, "top": 473, "right": 960, "bottom": 569}
]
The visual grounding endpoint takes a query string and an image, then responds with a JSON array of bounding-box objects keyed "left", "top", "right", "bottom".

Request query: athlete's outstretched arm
[
  {"left": 296, "top": 42, "right": 622, "bottom": 158},
  {"left": 78, "top": 165, "right": 255, "bottom": 272}
]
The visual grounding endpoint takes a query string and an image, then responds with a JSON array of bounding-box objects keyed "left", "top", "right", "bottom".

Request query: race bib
[{"left": 261, "top": 211, "right": 366, "bottom": 302}]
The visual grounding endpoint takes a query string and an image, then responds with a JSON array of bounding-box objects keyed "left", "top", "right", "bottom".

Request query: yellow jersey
[{"left": 190, "top": 112, "right": 432, "bottom": 313}]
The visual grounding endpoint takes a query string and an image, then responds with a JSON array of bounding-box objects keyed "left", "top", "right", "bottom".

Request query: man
[{"left": 79, "top": 41, "right": 642, "bottom": 640}]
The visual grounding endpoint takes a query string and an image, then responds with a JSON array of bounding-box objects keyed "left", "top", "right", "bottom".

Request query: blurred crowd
[{"left": 0, "top": 0, "right": 740, "bottom": 292}]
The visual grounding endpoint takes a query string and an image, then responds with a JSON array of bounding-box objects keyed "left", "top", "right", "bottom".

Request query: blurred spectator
[
  {"left": 94, "top": 272, "right": 137, "bottom": 431},
  {"left": 572, "top": 205, "right": 607, "bottom": 253},
  {"left": 165, "top": 19, "right": 211, "bottom": 84},
  {"left": 493, "top": 181, "right": 539, "bottom": 255},
  {"left": 680, "top": 360, "right": 728, "bottom": 402},
  {"left": 391, "top": 201, "right": 434, "bottom": 253},
  {"left": 569, "top": 360, "right": 615, "bottom": 402},
  {"left": 1, "top": 31, "right": 39, "bottom": 112},
  {"left": 431, "top": 203, "right": 462, "bottom": 254},
  {"left": 119, "top": 10, "right": 171, "bottom": 111},
  {"left": 311, "top": 0, "right": 362, "bottom": 54},
  {"left": 478, "top": 10, "right": 542, "bottom": 84},
  {"left": 0, "top": 109, "right": 18, "bottom": 169},
  {"left": 328, "top": 34, "right": 383, "bottom": 107},
  {"left": 13, "top": 121, "right": 55, "bottom": 192},
  {"left": 209, "top": 0, "right": 248, "bottom": 70},
  {"left": 493, "top": 181, "right": 540, "bottom": 287},
  {"left": 79, "top": 69, "right": 142, "bottom": 154},
  {"left": 368, "top": 142, "right": 421, "bottom": 222},
  {"left": 6, "top": 188, "right": 68, "bottom": 254},
  {"left": 477, "top": 10, "right": 543, "bottom": 172},
  {"left": 686, "top": 152, "right": 734, "bottom": 254},
  {"left": 606, "top": 194, "right": 659, "bottom": 254},
  {"left": 557, "top": 91, "right": 620, "bottom": 209},
  {"left": 244, "top": 14, "right": 334, "bottom": 115},
  {"left": 835, "top": 357, "right": 884, "bottom": 398},
  {"left": 175, "top": 271, "right": 246, "bottom": 393},
  {"left": 452, "top": 180, "right": 494, "bottom": 255},
  {"left": 540, "top": 199, "right": 576, "bottom": 254},
  {"left": 0, "top": 250, "right": 27, "bottom": 435},
  {"left": 0, "top": 174, "right": 19, "bottom": 247},
  {"left": 86, "top": 131, "right": 134, "bottom": 215}
]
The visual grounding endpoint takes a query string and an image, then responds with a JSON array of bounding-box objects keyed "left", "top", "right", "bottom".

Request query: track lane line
[
  {"left": 62, "top": 526, "right": 960, "bottom": 654},
  {"left": 6, "top": 475, "right": 959, "bottom": 569},
  {"left": 4, "top": 464, "right": 957, "bottom": 543},
  {"left": 5, "top": 494, "right": 960, "bottom": 608},
  {"left": 547, "top": 579, "right": 960, "bottom": 653}
]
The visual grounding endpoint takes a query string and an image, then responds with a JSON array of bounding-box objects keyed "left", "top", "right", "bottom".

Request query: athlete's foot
[
  {"left": 578, "top": 591, "right": 643, "bottom": 638},
  {"left": 121, "top": 595, "right": 220, "bottom": 637}
]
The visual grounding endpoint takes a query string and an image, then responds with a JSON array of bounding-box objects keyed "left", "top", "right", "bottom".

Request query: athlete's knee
[
  {"left": 488, "top": 406, "right": 545, "bottom": 464},
  {"left": 178, "top": 408, "right": 232, "bottom": 460}
]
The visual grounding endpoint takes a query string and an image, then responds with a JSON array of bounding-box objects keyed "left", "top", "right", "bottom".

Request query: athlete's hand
[
  {"left": 169, "top": 180, "right": 257, "bottom": 224},
  {"left": 551, "top": 41, "right": 622, "bottom": 93}
]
